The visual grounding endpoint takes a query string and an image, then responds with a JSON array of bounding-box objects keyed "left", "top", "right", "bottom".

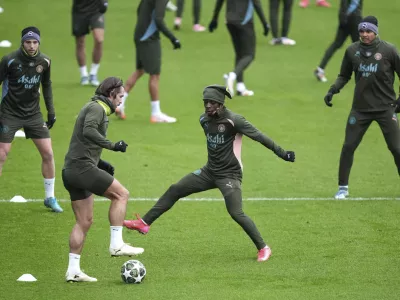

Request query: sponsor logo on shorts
[
  {"left": 349, "top": 116, "right": 356, "bottom": 125},
  {"left": 0, "top": 124, "right": 9, "bottom": 133},
  {"left": 192, "top": 169, "right": 202, "bottom": 176}
]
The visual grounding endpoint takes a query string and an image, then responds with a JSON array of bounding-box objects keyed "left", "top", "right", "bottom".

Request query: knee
[
  {"left": 227, "top": 208, "right": 244, "bottom": 221},
  {"left": 342, "top": 142, "right": 357, "bottom": 154},
  {"left": 94, "top": 37, "right": 104, "bottom": 46},
  {"left": 0, "top": 148, "right": 8, "bottom": 162},
  {"left": 388, "top": 144, "right": 400, "bottom": 156},
  {"left": 166, "top": 183, "right": 183, "bottom": 198},
  {"left": 79, "top": 216, "right": 93, "bottom": 231},
  {"left": 117, "top": 187, "right": 129, "bottom": 202},
  {"left": 76, "top": 38, "right": 85, "bottom": 49},
  {"left": 41, "top": 148, "right": 54, "bottom": 163}
]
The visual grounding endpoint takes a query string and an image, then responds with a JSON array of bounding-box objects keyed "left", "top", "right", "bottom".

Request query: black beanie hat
[{"left": 203, "top": 85, "right": 232, "bottom": 105}]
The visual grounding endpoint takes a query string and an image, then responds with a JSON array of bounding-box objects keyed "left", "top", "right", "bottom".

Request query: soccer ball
[{"left": 121, "top": 260, "right": 146, "bottom": 284}]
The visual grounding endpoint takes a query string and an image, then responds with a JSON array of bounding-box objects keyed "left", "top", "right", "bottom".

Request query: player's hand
[
  {"left": 208, "top": 20, "right": 218, "bottom": 33},
  {"left": 171, "top": 39, "right": 181, "bottom": 50},
  {"left": 282, "top": 151, "right": 295, "bottom": 162},
  {"left": 99, "top": 0, "right": 108, "bottom": 14},
  {"left": 46, "top": 113, "right": 56, "bottom": 129},
  {"left": 263, "top": 23, "right": 270, "bottom": 36},
  {"left": 324, "top": 92, "right": 334, "bottom": 107},
  {"left": 98, "top": 159, "right": 114, "bottom": 176},
  {"left": 113, "top": 140, "right": 128, "bottom": 152},
  {"left": 395, "top": 96, "right": 400, "bottom": 113}
]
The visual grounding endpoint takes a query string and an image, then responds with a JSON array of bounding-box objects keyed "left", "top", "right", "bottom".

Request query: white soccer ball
[{"left": 121, "top": 260, "right": 146, "bottom": 284}]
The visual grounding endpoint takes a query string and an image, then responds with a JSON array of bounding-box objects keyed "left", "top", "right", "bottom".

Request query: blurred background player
[
  {"left": 63, "top": 77, "right": 144, "bottom": 282},
  {"left": 72, "top": 0, "right": 108, "bottom": 86},
  {"left": 124, "top": 85, "right": 296, "bottom": 262},
  {"left": 314, "top": 0, "right": 362, "bottom": 82},
  {"left": 0, "top": 27, "right": 62, "bottom": 212},
  {"left": 299, "top": 0, "right": 331, "bottom": 8},
  {"left": 209, "top": 0, "right": 270, "bottom": 97},
  {"left": 167, "top": 1, "right": 177, "bottom": 11},
  {"left": 269, "top": 0, "right": 296, "bottom": 46},
  {"left": 116, "top": 0, "right": 180, "bottom": 123},
  {"left": 323, "top": 16, "right": 400, "bottom": 199},
  {"left": 173, "top": 0, "right": 206, "bottom": 32}
]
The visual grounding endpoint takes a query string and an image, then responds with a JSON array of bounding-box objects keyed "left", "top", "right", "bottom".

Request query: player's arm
[
  {"left": 211, "top": 0, "right": 224, "bottom": 21},
  {"left": 83, "top": 105, "right": 115, "bottom": 150},
  {"left": 330, "top": 48, "right": 353, "bottom": 94},
  {"left": 155, "top": 1, "right": 177, "bottom": 42},
  {"left": 253, "top": 0, "right": 269, "bottom": 29},
  {"left": 41, "top": 59, "right": 55, "bottom": 115},
  {"left": 235, "top": 115, "right": 288, "bottom": 159},
  {"left": 0, "top": 55, "right": 8, "bottom": 86},
  {"left": 391, "top": 46, "right": 400, "bottom": 111},
  {"left": 346, "top": 0, "right": 360, "bottom": 16}
]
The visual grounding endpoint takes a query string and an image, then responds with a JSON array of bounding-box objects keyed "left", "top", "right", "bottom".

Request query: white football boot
[
  {"left": 334, "top": 188, "right": 349, "bottom": 200},
  {"left": 110, "top": 243, "right": 144, "bottom": 257},
  {"left": 150, "top": 112, "right": 177, "bottom": 123},
  {"left": 281, "top": 37, "right": 296, "bottom": 46},
  {"left": 66, "top": 271, "right": 97, "bottom": 282}
]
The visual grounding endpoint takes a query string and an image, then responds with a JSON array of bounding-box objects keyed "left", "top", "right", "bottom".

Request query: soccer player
[
  {"left": 208, "top": 0, "right": 270, "bottom": 97},
  {"left": 173, "top": 0, "right": 206, "bottom": 32},
  {"left": 0, "top": 26, "right": 62, "bottom": 213},
  {"left": 62, "top": 77, "right": 144, "bottom": 282},
  {"left": 324, "top": 16, "right": 400, "bottom": 199},
  {"left": 72, "top": 0, "right": 108, "bottom": 86},
  {"left": 269, "top": 0, "right": 296, "bottom": 46},
  {"left": 315, "top": 0, "right": 363, "bottom": 82},
  {"left": 116, "top": 0, "right": 180, "bottom": 123},
  {"left": 299, "top": 0, "right": 331, "bottom": 8},
  {"left": 124, "top": 84, "right": 296, "bottom": 262}
]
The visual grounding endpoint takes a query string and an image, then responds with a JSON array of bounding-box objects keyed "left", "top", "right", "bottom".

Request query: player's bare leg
[
  {"left": 0, "top": 142, "right": 11, "bottom": 177},
  {"left": 32, "top": 138, "right": 63, "bottom": 212},
  {"left": 149, "top": 74, "right": 177, "bottom": 123},
  {"left": 66, "top": 195, "right": 97, "bottom": 282},
  {"left": 75, "top": 36, "right": 88, "bottom": 85},
  {"left": 104, "top": 179, "right": 144, "bottom": 256},
  {"left": 116, "top": 69, "right": 145, "bottom": 119},
  {"left": 89, "top": 28, "right": 104, "bottom": 86}
]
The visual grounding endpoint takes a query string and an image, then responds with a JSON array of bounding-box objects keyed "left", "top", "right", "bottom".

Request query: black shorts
[
  {"left": 62, "top": 167, "right": 114, "bottom": 201},
  {"left": 0, "top": 113, "right": 50, "bottom": 143},
  {"left": 72, "top": 12, "right": 105, "bottom": 37},
  {"left": 135, "top": 40, "right": 161, "bottom": 75}
]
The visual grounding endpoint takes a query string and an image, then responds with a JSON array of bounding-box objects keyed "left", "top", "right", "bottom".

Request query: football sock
[
  {"left": 339, "top": 185, "right": 348, "bottom": 190},
  {"left": 237, "top": 82, "right": 246, "bottom": 92},
  {"left": 90, "top": 63, "right": 100, "bottom": 76},
  {"left": 120, "top": 92, "right": 128, "bottom": 109},
  {"left": 44, "top": 178, "right": 55, "bottom": 199},
  {"left": 110, "top": 226, "right": 124, "bottom": 249},
  {"left": 68, "top": 253, "right": 81, "bottom": 274},
  {"left": 79, "top": 66, "right": 88, "bottom": 77},
  {"left": 151, "top": 100, "right": 161, "bottom": 116}
]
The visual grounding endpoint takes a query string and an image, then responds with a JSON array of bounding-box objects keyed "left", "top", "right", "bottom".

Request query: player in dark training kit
[
  {"left": 72, "top": 0, "right": 108, "bottom": 86},
  {"left": 324, "top": 16, "right": 400, "bottom": 199},
  {"left": 173, "top": 0, "right": 206, "bottom": 32},
  {"left": 62, "top": 77, "right": 144, "bottom": 282},
  {"left": 315, "top": 0, "right": 363, "bottom": 82},
  {"left": 269, "top": 0, "right": 296, "bottom": 46},
  {"left": 209, "top": 0, "right": 270, "bottom": 97},
  {"left": 0, "top": 26, "right": 62, "bottom": 213},
  {"left": 116, "top": 0, "right": 180, "bottom": 123},
  {"left": 124, "top": 84, "right": 296, "bottom": 262}
]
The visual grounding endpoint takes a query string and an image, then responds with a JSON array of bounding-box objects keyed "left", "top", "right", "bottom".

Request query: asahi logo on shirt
[
  {"left": 358, "top": 63, "right": 378, "bottom": 78},
  {"left": 17, "top": 74, "right": 41, "bottom": 89},
  {"left": 207, "top": 133, "right": 225, "bottom": 149}
]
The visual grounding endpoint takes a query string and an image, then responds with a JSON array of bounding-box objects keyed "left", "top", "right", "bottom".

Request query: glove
[
  {"left": 282, "top": 151, "right": 295, "bottom": 162},
  {"left": 324, "top": 88, "right": 337, "bottom": 107},
  {"left": 113, "top": 140, "right": 128, "bottom": 152},
  {"left": 263, "top": 23, "right": 270, "bottom": 36},
  {"left": 171, "top": 39, "right": 181, "bottom": 50},
  {"left": 99, "top": 0, "right": 108, "bottom": 14},
  {"left": 46, "top": 113, "right": 56, "bottom": 129},
  {"left": 395, "top": 96, "right": 400, "bottom": 113},
  {"left": 98, "top": 159, "right": 114, "bottom": 176},
  {"left": 208, "top": 19, "right": 218, "bottom": 33}
]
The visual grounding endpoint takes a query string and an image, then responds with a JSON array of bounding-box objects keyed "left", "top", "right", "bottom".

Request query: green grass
[{"left": 1, "top": 0, "right": 400, "bottom": 299}]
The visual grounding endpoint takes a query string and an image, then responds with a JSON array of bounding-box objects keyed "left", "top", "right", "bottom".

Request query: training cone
[
  {"left": 0, "top": 40, "right": 11, "bottom": 48},
  {"left": 14, "top": 130, "right": 25, "bottom": 138},
  {"left": 17, "top": 274, "right": 37, "bottom": 282},
  {"left": 10, "top": 195, "right": 27, "bottom": 203}
]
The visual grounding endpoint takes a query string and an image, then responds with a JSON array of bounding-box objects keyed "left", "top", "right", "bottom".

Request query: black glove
[
  {"left": 98, "top": 159, "right": 114, "bottom": 176},
  {"left": 208, "top": 19, "right": 218, "bottom": 33},
  {"left": 263, "top": 23, "right": 270, "bottom": 36},
  {"left": 46, "top": 113, "right": 56, "bottom": 129},
  {"left": 113, "top": 140, "right": 128, "bottom": 152},
  {"left": 282, "top": 151, "right": 295, "bottom": 162},
  {"left": 324, "top": 88, "right": 338, "bottom": 107},
  {"left": 171, "top": 39, "right": 181, "bottom": 50},
  {"left": 395, "top": 96, "right": 400, "bottom": 113},
  {"left": 99, "top": 0, "right": 108, "bottom": 14}
]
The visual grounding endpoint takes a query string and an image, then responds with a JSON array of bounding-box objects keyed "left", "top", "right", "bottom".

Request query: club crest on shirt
[
  {"left": 374, "top": 53, "right": 382, "bottom": 61},
  {"left": 218, "top": 124, "right": 225, "bottom": 133},
  {"left": 36, "top": 65, "right": 43, "bottom": 73}
]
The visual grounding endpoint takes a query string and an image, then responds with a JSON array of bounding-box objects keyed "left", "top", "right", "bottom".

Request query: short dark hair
[{"left": 95, "top": 77, "right": 124, "bottom": 97}]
